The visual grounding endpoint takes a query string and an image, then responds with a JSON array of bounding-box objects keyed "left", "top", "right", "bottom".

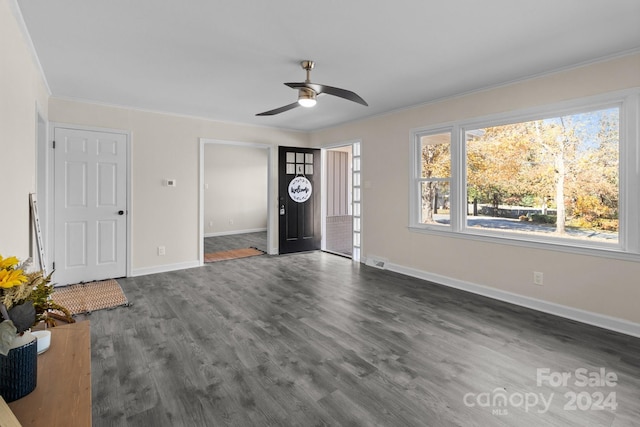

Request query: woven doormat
[
  {"left": 52, "top": 279, "right": 129, "bottom": 315},
  {"left": 204, "top": 247, "right": 265, "bottom": 263}
]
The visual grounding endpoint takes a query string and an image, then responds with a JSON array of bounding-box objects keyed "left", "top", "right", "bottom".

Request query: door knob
[{"left": 118, "top": 210, "right": 125, "bottom": 215}]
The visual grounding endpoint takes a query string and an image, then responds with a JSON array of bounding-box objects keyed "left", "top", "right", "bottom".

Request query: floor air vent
[{"left": 365, "top": 257, "right": 387, "bottom": 269}]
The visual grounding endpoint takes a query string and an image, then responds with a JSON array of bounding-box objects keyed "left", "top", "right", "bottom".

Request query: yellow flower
[
  {"left": 0, "top": 268, "right": 28, "bottom": 289},
  {"left": 0, "top": 255, "right": 20, "bottom": 270}
]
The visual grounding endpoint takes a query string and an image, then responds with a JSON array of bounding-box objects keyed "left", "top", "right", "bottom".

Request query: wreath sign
[{"left": 288, "top": 176, "right": 312, "bottom": 203}]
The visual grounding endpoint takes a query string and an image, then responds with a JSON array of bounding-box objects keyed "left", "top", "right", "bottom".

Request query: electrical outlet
[
  {"left": 533, "top": 271, "right": 544, "bottom": 286},
  {"left": 158, "top": 246, "right": 166, "bottom": 256}
]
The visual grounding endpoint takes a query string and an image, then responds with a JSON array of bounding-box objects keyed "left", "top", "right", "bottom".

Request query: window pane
[
  {"left": 353, "top": 157, "right": 361, "bottom": 172},
  {"left": 465, "top": 107, "right": 619, "bottom": 243},
  {"left": 420, "top": 181, "right": 450, "bottom": 225},
  {"left": 421, "top": 133, "right": 450, "bottom": 179}
]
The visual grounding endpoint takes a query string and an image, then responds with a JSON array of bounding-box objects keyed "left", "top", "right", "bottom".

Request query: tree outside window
[
  {"left": 465, "top": 107, "right": 619, "bottom": 242},
  {"left": 419, "top": 132, "right": 450, "bottom": 224}
]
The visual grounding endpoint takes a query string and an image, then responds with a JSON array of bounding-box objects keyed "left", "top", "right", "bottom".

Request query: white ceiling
[{"left": 17, "top": 0, "right": 640, "bottom": 132}]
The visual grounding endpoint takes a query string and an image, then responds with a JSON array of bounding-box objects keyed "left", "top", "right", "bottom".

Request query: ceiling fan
[{"left": 256, "top": 60, "right": 368, "bottom": 116}]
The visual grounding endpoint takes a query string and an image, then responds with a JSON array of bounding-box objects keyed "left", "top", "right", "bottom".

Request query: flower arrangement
[
  {"left": 0, "top": 254, "right": 73, "bottom": 355},
  {"left": 0, "top": 255, "right": 28, "bottom": 291}
]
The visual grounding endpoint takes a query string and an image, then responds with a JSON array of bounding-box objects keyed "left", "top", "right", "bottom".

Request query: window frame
[
  {"left": 409, "top": 89, "right": 640, "bottom": 261},
  {"left": 411, "top": 128, "right": 454, "bottom": 229}
]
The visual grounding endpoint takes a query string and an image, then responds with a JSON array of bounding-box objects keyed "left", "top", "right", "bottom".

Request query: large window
[{"left": 410, "top": 90, "right": 640, "bottom": 259}]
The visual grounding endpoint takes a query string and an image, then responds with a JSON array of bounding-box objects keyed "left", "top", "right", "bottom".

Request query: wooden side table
[{"left": 7, "top": 321, "right": 91, "bottom": 427}]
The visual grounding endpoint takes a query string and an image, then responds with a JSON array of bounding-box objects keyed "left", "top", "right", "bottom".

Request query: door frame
[
  {"left": 35, "top": 103, "right": 49, "bottom": 272},
  {"left": 198, "top": 138, "right": 275, "bottom": 264},
  {"left": 320, "top": 139, "right": 362, "bottom": 262},
  {"left": 48, "top": 122, "right": 132, "bottom": 280}
]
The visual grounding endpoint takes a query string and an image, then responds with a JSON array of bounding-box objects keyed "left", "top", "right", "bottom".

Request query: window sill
[{"left": 408, "top": 225, "right": 640, "bottom": 262}]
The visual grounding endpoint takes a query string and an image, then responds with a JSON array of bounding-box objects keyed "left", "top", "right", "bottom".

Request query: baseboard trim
[
  {"left": 369, "top": 259, "right": 640, "bottom": 339},
  {"left": 131, "top": 260, "right": 201, "bottom": 277},
  {"left": 204, "top": 228, "right": 267, "bottom": 238}
]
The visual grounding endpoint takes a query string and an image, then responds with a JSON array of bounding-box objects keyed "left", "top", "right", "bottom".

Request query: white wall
[
  {"left": 310, "top": 53, "right": 640, "bottom": 328},
  {"left": 0, "top": 0, "right": 50, "bottom": 259},
  {"left": 204, "top": 144, "right": 268, "bottom": 235},
  {"left": 48, "top": 98, "right": 308, "bottom": 274}
]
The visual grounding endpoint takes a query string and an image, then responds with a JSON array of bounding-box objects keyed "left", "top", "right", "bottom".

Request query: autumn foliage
[
  {"left": 466, "top": 108, "right": 619, "bottom": 234},
  {"left": 421, "top": 107, "right": 619, "bottom": 235}
]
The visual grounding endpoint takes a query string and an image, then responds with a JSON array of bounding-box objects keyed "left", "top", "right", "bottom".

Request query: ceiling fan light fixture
[
  {"left": 297, "top": 87, "right": 317, "bottom": 107},
  {"left": 256, "top": 60, "right": 367, "bottom": 116}
]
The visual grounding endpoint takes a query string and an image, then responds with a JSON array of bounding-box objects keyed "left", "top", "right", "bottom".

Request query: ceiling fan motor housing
[{"left": 298, "top": 87, "right": 317, "bottom": 107}]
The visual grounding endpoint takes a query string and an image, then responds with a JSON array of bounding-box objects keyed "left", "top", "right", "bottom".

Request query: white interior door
[{"left": 54, "top": 127, "right": 127, "bottom": 285}]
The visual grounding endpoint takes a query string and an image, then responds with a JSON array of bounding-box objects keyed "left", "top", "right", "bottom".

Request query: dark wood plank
[
  {"left": 204, "top": 231, "right": 267, "bottom": 254},
  {"left": 91, "top": 252, "right": 640, "bottom": 426}
]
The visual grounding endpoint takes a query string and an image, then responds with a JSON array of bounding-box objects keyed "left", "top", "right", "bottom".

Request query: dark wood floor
[
  {"left": 91, "top": 251, "right": 640, "bottom": 426},
  {"left": 204, "top": 231, "right": 268, "bottom": 254}
]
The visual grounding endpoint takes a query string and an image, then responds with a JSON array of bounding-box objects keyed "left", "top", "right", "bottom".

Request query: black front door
[{"left": 278, "top": 146, "right": 321, "bottom": 254}]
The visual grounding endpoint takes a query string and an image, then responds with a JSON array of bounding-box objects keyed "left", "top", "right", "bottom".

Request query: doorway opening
[
  {"left": 199, "top": 139, "right": 273, "bottom": 264},
  {"left": 322, "top": 141, "right": 361, "bottom": 261}
]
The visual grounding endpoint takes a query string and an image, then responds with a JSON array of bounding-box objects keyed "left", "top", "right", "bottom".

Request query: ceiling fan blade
[
  {"left": 285, "top": 82, "right": 368, "bottom": 106},
  {"left": 256, "top": 101, "right": 300, "bottom": 116}
]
